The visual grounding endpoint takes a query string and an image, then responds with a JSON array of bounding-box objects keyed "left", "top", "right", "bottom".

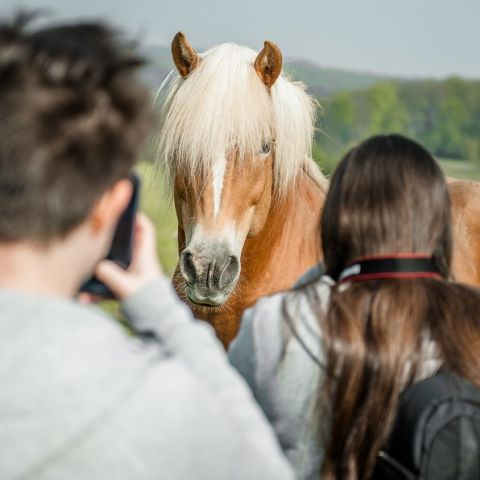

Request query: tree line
[{"left": 315, "top": 77, "right": 480, "bottom": 172}]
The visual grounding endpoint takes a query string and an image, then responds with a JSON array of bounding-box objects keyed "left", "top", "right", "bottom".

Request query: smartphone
[{"left": 80, "top": 173, "right": 140, "bottom": 299}]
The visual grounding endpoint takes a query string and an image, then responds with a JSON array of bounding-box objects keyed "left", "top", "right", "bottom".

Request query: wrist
[{"left": 121, "top": 272, "right": 163, "bottom": 300}]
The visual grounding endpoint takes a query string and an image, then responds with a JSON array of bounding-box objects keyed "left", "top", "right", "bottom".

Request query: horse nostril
[
  {"left": 180, "top": 250, "right": 197, "bottom": 283},
  {"left": 180, "top": 250, "right": 239, "bottom": 292},
  {"left": 218, "top": 255, "right": 240, "bottom": 289}
]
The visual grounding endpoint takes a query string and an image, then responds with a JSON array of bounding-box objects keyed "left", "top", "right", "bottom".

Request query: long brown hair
[{"left": 313, "top": 135, "right": 480, "bottom": 479}]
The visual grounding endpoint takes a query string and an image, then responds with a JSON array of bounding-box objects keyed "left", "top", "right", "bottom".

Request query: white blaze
[{"left": 212, "top": 158, "right": 226, "bottom": 218}]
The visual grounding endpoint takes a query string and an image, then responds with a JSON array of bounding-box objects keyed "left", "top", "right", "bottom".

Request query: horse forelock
[{"left": 155, "top": 42, "right": 325, "bottom": 198}]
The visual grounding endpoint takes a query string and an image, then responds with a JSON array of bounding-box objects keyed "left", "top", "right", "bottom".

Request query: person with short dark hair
[
  {"left": 229, "top": 134, "right": 480, "bottom": 479},
  {"left": 0, "top": 15, "right": 293, "bottom": 480}
]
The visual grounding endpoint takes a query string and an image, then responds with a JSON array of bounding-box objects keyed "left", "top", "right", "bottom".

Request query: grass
[
  {"left": 438, "top": 158, "right": 480, "bottom": 181},
  {"left": 136, "top": 162, "right": 178, "bottom": 277}
]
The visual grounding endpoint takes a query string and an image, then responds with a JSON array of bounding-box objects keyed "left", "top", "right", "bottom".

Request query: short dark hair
[{"left": 0, "top": 13, "right": 151, "bottom": 242}]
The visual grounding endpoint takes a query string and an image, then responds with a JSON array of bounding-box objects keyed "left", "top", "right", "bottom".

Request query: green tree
[
  {"left": 325, "top": 91, "right": 355, "bottom": 144},
  {"left": 366, "top": 82, "right": 409, "bottom": 135},
  {"left": 433, "top": 78, "right": 471, "bottom": 158},
  {"left": 465, "top": 138, "right": 480, "bottom": 165},
  {"left": 312, "top": 142, "right": 338, "bottom": 175}
]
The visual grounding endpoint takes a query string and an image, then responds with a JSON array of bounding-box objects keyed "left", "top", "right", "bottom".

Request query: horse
[
  {"left": 448, "top": 179, "right": 480, "bottom": 285},
  {"left": 155, "top": 32, "right": 327, "bottom": 347},
  {"left": 156, "top": 33, "right": 480, "bottom": 348}
]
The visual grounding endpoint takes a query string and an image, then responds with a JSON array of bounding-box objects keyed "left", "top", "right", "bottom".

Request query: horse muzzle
[{"left": 179, "top": 247, "right": 240, "bottom": 306}]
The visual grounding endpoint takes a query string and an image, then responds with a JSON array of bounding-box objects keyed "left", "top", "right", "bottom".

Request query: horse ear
[
  {"left": 254, "top": 41, "right": 282, "bottom": 88},
  {"left": 171, "top": 32, "right": 201, "bottom": 78}
]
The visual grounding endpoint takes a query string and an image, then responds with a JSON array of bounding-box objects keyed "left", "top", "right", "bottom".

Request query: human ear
[{"left": 89, "top": 179, "right": 133, "bottom": 234}]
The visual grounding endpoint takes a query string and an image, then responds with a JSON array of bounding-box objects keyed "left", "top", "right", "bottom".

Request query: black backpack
[{"left": 372, "top": 370, "right": 480, "bottom": 480}]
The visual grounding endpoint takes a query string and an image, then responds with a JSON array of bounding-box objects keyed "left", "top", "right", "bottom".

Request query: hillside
[
  {"left": 283, "top": 59, "right": 390, "bottom": 97},
  {"left": 141, "top": 45, "right": 391, "bottom": 96}
]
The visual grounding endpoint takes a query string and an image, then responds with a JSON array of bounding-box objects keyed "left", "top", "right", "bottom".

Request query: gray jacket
[
  {"left": 0, "top": 276, "right": 293, "bottom": 480},
  {"left": 228, "top": 267, "right": 441, "bottom": 480}
]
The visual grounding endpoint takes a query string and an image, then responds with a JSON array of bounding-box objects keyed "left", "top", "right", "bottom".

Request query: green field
[
  {"left": 138, "top": 157, "right": 480, "bottom": 277},
  {"left": 137, "top": 163, "right": 178, "bottom": 277},
  {"left": 438, "top": 158, "right": 480, "bottom": 181}
]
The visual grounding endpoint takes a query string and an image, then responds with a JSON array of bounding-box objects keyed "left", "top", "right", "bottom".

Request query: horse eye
[{"left": 260, "top": 142, "right": 271, "bottom": 155}]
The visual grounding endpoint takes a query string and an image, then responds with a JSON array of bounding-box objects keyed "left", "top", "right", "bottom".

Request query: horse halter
[{"left": 333, "top": 253, "right": 445, "bottom": 283}]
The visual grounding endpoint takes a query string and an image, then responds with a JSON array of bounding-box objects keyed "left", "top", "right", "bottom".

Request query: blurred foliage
[{"left": 316, "top": 76, "right": 480, "bottom": 168}]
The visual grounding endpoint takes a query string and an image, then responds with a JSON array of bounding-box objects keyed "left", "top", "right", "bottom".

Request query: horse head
[{"left": 156, "top": 32, "right": 319, "bottom": 310}]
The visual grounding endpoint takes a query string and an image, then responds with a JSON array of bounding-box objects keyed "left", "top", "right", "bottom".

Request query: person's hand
[{"left": 95, "top": 212, "right": 163, "bottom": 300}]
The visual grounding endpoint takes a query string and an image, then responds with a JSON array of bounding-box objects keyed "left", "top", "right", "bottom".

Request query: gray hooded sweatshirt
[{"left": 0, "top": 276, "right": 293, "bottom": 480}]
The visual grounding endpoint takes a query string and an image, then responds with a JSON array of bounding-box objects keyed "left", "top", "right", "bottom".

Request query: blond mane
[{"left": 154, "top": 42, "right": 326, "bottom": 196}]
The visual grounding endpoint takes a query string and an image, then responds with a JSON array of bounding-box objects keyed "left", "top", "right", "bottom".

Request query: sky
[{"left": 2, "top": 0, "right": 479, "bottom": 79}]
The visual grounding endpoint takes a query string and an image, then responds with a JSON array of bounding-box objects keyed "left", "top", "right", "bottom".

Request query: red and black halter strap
[{"left": 333, "top": 253, "right": 444, "bottom": 283}]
